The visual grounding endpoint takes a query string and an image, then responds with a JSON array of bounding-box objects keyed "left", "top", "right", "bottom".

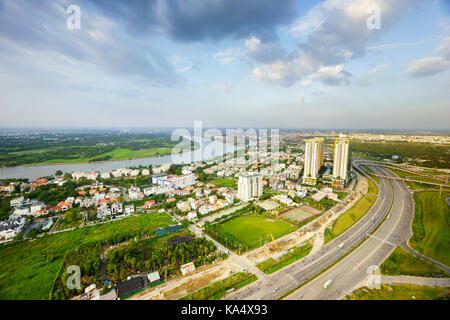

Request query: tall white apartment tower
[
  {"left": 303, "top": 138, "right": 324, "bottom": 185},
  {"left": 237, "top": 172, "right": 263, "bottom": 202},
  {"left": 332, "top": 137, "right": 351, "bottom": 188}
]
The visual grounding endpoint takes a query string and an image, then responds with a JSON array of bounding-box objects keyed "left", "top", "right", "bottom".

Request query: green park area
[
  {"left": 410, "top": 191, "right": 450, "bottom": 266},
  {"left": 324, "top": 195, "right": 377, "bottom": 244},
  {"left": 348, "top": 284, "right": 449, "bottom": 300},
  {"left": 40, "top": 147, "right": 173, "bottom": 164},
  {"left": 180, "top": 271, "right": 257, "bottom": 300},
  {"left": 0, "top": 212, "right": 173, "bottom": 300},
  {"left": 380, "top": 246, "right": 449, "bottom": 278},
  {"left": 256, "top": 241, "right": 313, "bottom": 274},
  {"left": 206, "top": 215, "right": 297, "bottom": 253}
]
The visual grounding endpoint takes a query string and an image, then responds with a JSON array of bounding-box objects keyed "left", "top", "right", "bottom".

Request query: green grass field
[
  {"left": 219, "top": 216, "right": 296, "bottom": 251},
  {"left": 0, "top": 212, "right": 173, "bottom": 300},
  {"left": 324, "top": 195, "right": 377, "bottom": 244},
  {"left": 367, "top": 178, "right": 378, "bottom": 194},
  {"left": 380, "top": 246, "right": 449, "bottom": 278},
  {"left": 348, "top": 284, "right": 449, "bottom": 300},
  {"left": 205, "top": 178, "right": 237, "bottom": 189},
  {"left": 40, "top": 147, "right": 173, "bottom": 164},
  {"left": 410, "top": 191, "right": 450, "bottom": 266}
]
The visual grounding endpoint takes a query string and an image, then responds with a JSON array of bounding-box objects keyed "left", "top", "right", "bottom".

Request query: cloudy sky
[{"left": 0, "top": 0, "right": 449, "bottom": 130}]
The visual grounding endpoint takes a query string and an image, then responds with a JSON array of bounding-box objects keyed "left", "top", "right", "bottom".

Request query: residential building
[
  {"left": 237, "top": 172, "right": 263, "bottom": 202},
  {"left": 303, "top": 138, "right": 324, "bottom": 185},
  {"left": 10, "top": 196, "right": 24, "bottom": 207},
  {"left": 187, "top": 211, "right": 197, "bottom": 221},
  {"left": 124, "top": 204, "right": 135, "bottom": 214},
  {"left": 332, "top": 136, "right": 351, "bottom": 188}
]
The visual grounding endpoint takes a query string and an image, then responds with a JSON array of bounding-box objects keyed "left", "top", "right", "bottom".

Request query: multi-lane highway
[
  {"left": 224, "top": 163, "right": 413, "bottom": 300},
  {"left": 284, "top": 166, "right": 414, "bottom": 299}
]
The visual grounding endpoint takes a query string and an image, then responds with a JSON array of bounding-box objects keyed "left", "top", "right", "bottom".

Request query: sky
[{"left": 0, "top": 0, "right": 449, "bottom": 130}]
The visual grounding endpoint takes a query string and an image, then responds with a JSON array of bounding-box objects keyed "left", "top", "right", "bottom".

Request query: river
[{"left": 0, "top": 139, "right": 237, "bottom": 180}]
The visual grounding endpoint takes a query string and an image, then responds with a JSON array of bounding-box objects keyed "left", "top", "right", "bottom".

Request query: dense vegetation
[
  {"left": 352, "top": 140, "right": 450, "bottom": 168},
  {"left": 0, "top": 132, "right": 184, "bottom": 166},
  {"left": 105, "top": 236, "right": 217, "bottom": 282},
  {"left": 0, "top": 212, "right": 173, "bottom": 300}
]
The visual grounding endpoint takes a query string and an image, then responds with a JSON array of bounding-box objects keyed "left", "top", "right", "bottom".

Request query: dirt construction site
[
  {"left": 130, "top": 260, "right": 242, "bottom": 300},
  {"left": 246, "top": 228, "right": 312, "bottom": 264}
]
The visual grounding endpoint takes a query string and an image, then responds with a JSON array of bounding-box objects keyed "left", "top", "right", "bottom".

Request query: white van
[{"left": 323, "top": 280, "right": 334, "bottom": 289}]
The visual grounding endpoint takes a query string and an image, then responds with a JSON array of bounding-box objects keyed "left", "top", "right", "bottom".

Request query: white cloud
[
  {"left": 310, "top": 65, "right": 351, "bottom": 86},
  {"left": 356, "top": 63, "right": 390, "bottom": 85},
  {"left": 252, "top": 0, "right": 415, "bottom": 87},
  {"left": 435, "top": 36, "right": 450, "bottom": 60},
  {"left": 299, "top": 93, "right": 305, "bottom": 105},
  {"left": 407, "top": 57, "right": 449, "bottom": 77},
  {"left": 407, "top": 37, "right": 450, "bottom": 77},
  {"left": 213, "top": 83, "right": 230, "bottom": 92},
  {"left": 213, "top": 47, "right": 245, "bottom": 64},
  {"left": 245, "top": 36, "right": 261, "bottom": 52}
]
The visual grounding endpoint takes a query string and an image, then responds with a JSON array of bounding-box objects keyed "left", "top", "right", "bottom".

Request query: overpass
[{"left": 353, "top": 159, "right": 449, "bottom": 184}]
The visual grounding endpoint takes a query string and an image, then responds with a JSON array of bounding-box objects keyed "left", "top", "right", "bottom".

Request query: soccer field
[{"left": 219, "top": 216, "right": 296, "bottom": 250}]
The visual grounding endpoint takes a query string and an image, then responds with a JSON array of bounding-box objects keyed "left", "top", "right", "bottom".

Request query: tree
[
  {"left": 120, "top": 269, "right": 127, "bottom": 280},
  {"left": 55, "top": 170, "right": 63, "bottom": 176}
]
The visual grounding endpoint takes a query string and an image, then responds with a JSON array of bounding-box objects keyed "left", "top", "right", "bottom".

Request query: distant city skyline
[{"left": 1, "top": 0, "right": 450, "bottom": 129}]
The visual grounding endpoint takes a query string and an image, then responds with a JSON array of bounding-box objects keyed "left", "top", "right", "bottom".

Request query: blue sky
[{"left": 0, "top": 0, "right": 449, "bottom": 129}]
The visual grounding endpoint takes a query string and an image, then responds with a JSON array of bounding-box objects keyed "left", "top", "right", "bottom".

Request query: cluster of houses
[
  {"left": 71, "top": 167, "right": 151, "bottom": 180},
  {"left": 175, "top": 185, "right": 237, "bottom": 221}
]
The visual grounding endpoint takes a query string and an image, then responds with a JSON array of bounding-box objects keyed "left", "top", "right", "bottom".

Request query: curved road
[
  {"left": 284, "top": 165, "right": 415, "bottom": 300},
  {"left": 224, "top": 164, "right": 403, "bottom": 300}
]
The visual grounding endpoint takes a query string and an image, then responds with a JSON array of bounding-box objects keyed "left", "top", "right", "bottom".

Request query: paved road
[
  {"left": 283, "top": 166, "right": 415, "bottom": 300},
  {"left": 224, "top": 164, "right": 397, "bottom": 300},
  {"left": 400, "top": 243, "right": 450, "bottom": 274},
  {"left": 380, "top": 276, "right": 450, "bottom": 287}
]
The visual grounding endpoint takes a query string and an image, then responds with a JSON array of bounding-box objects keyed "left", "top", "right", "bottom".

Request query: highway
[
  {"left": 224, "top": 164, "right": 401, "bottom": 300},
  {"left": 283, "top": 166, "right": 415, "bottom": 300}
]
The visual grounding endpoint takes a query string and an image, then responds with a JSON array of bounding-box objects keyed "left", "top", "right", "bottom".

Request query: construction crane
[{"left": 270, "top": 233, "right": 280, "bottom": 251}]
